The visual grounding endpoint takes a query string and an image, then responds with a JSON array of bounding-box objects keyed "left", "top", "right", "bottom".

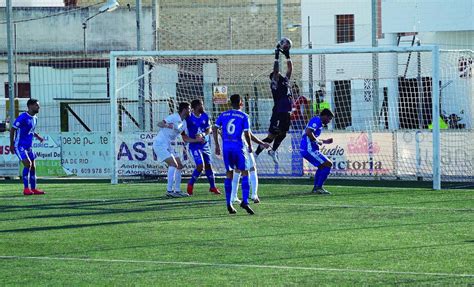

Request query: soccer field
[{"left": 0, "top": 182, "right": 473, "bottom": 285}]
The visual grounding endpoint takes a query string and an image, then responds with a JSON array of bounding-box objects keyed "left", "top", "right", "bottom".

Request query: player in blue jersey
[
  {"left": 9, "top": 99, "right": 45, "bottom": 195},
  {"left": 255, "top": 42, "right": 293, "bottom": 164},
  {"left": 213, "top": 94, "right": 255, "bottom": 215},
  {"left": 186, "top": 99, "right": 221, "bottom": 196},
  {"left": 300, "top": 108, "right": 335, "bottom": 194}
]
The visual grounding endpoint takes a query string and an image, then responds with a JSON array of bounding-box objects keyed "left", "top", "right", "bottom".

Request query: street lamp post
[
  {"left": 82, "top": 0, "right": 119, "bottom": 55},
  {"left": 6, "top": 0, "right": 14, "bottom": 125}
]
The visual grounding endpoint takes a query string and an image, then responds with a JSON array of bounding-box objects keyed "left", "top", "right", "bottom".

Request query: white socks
[
  {"left": 250, "top": 170, "right": 258, "bottom": 198},
  {"left": 231, "top": 172, "right": 241, "bottom": 200},
  {"left": 167, "top": 166, "right": 183, "bottom": 192},
  {"left": 167, "top": 166, "right": 176, "bottom": 192},
  {"left": 174, "top": 169, "right": 182, "bottom": 192},
  {"left": 231, "top": 171, "right": 258, "bottom": 200}
]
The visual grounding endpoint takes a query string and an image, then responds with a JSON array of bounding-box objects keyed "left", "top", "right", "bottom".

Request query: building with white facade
[{"left": 299, "top": 0, "right": 473, "bottom": 130}]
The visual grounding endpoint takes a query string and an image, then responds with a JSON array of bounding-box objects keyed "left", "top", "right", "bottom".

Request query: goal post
[
  {"left": 109, "top": 46, "right": 446, "bottom": 189},
  {"left": 432, "top": 45, "right": 441, "bottom": 190}
]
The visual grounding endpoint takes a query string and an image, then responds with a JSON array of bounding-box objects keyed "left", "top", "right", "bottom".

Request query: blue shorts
[
  {"left": 300, "top": 149, "right": 328, "bottom": 167},
  {"left": 189, "top": 145, "right": 212, "bottom": 166},
  {"left": 223, "top": 149, "right": 247, "bottom": 171},
  {"left": 15, "top": 146, "right": 36, "bottom": 161}
]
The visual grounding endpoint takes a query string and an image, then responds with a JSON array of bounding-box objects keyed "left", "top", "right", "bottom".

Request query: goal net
[{"left": 110, "top": 47, "right": 473, "bottom": 189}]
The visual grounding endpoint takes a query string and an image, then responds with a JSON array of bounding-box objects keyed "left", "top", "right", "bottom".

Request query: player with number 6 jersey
[{"left": 213, "top": 94, "right": 255, "bottom": 215}]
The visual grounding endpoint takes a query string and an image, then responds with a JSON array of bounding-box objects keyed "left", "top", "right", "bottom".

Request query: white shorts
[
  {"left": 153, "top": 142, "right": 180, "bottom": 162},
  {"left": 245, "top": 150, "right": 256, "bottom": 171}
]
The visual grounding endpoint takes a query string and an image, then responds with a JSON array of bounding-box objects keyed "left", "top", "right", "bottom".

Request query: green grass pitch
[{"left": 0, "top": 181, "right": 473, "bottom": 285}]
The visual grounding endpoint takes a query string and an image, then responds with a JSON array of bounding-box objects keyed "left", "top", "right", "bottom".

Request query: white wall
[
  {"left": 0, "top": 7, "right": 154, "bottom": 53},
  {"left": 301, "top": 0, "right": 373, "bottom": 49},
  {"left": 418, "top": 31, "right": 474, "bottom": 50},
  {"left": 300, "top": 0, "right": 473, "bottom": 131},
  {"left": 382, "top": 0, "right": 474, "bottom": 33},
  {"left": 0, "top": 0, "right": 64, "bottom": 6}
]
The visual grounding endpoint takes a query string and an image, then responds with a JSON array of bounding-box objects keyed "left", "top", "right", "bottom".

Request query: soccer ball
[{"left": 279, "top": 37, "right": 292, "bottom": 51}]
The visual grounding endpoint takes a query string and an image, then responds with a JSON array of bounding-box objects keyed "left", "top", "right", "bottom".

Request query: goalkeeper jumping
[{"left": 255, "top": 39, "right": 293, "bottom": 164}]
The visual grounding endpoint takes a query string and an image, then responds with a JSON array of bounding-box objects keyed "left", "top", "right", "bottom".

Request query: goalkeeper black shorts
[{"left": 268, "top": 112, "right": 291, "bottom": 135}]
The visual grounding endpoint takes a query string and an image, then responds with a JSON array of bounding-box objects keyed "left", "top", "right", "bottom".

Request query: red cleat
[
  {"left": 187, "top": 184, "right": 194, "bottom": 196},
  {"left": 209, "top": 187, "right": 221, "bottom": 195},
  {"left": 31, "top": 189, "right": 45, "bottom": 195},
  {"left": 23, "top": 188, "right": 33, "bottom": 196}
]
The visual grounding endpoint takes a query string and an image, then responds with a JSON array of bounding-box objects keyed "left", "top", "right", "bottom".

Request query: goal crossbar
[
  {"left": 109, "top": 46, "right": 441, "bottom": 189},
  {"left": 110, "top": 46, "right": 438, "bottom": 58}
]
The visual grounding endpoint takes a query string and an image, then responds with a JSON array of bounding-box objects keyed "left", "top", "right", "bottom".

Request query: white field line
[
  {"left": 1, "top": 197, "right": 472, "bottom": 212},
  {"left": 0, "top": 255, "right": 473, "bottom": 278}
]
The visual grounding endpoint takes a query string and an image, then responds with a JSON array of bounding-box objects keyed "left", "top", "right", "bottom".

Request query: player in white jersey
[
  {"left": 153, "top": 102, "right": 204, "bottom": 198},
  {"left": 231, "top": 133, "right": 269, "bottom": 204}
]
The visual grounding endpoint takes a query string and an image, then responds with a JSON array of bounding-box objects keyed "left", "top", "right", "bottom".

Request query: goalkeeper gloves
[{"left": 281, "top": 49, "right": 290, "bottom": 59}]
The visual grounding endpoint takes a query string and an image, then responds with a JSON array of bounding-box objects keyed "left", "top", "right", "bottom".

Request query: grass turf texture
[{"left": 0, "top": 182, "right": 473, "bottom": 285}]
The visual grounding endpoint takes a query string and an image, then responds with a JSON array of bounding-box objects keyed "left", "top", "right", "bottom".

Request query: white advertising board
[{"left": 0, "top": 135, "right": 19, "bottom": 176}]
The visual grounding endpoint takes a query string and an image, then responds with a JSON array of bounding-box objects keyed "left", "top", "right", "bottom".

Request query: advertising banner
[
  {"left": 3, "top": 130, "right": 471, "bottom": 179},
  {"left": 303, "top": 132, "right": 395, "bottom": 176},
  {"left": 31, "top": 133, "right": 65, "bottom": 176},
  {"left": 60, "top": 132, "right": 111, "bottom": 177},
  {"left": 0, "top": 135, "right": 19, "bottom": 176},
  {"left": 396, "top": 130, "right": 474, "bottom": 178},
  {"left": 116, "top": 132, "right": 194, "bottom": 177}
]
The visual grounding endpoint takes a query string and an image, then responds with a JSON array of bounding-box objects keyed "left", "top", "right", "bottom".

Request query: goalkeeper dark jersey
[{"left": 270, "top": 75, "right": 293, "bottom": 113}]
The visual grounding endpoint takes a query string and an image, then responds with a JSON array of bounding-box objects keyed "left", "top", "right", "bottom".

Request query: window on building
[
  {"left": 336, "top": 14, "right": 354, "bottom": 44},
  {"left": 4, "top": 83, "right": 30, "bottom": 98}
]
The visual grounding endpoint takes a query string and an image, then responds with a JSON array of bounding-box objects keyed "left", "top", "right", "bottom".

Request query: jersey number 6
[{"left": 226, "top": 119, "right": 236, "bottom": 135}]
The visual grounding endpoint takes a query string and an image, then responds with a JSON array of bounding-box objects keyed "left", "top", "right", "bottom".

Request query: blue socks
[
  {"left": 205, "top": 169, "right": 216, "bottom": 188},
  {"left": 22, "top": 167, "right": 29, "bottom": 189},
  {"left": 316, "top": 167, "right": 331, "bottom": 187},
  {"left": 314, "top": 168, "right": 323, "bottom": 188},
  {"left": 241, "top": 176, "right": 250, "bottom": 204},
  {"left": 188, "top": 169, "right": 216, "bottom": 189},
  {"left": 188, "top": 169, "right": 201, "bottom": 185},
  {"left": 224, "top": 178, "right": 232, "bottom": 205},
  {"left": 29, "top": 169, "right": 36, "bottom": 190}
]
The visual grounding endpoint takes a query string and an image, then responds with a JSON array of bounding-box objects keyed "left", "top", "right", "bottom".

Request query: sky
[{"left": 0, "top": 0, "right": 64, "bottom": 7}]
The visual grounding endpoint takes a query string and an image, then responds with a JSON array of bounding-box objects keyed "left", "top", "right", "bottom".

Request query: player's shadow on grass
[
  {"left": 0, "top": 220, "right": 140, "bottom": 233},
  {"left": 0, "top": 197, "right": 158, "bottom": 210},
  {"left": 0, "top": 196, "right": 221, "bottom": 212},
  {"left": 0, "top": 198, "right": 223, "bottom": 222},
  {"left": 0, "top": 211, "right": 234, "bottom": 234},
  {"left": 0, "top": 194, "right": 45, "bottom": 199}
]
